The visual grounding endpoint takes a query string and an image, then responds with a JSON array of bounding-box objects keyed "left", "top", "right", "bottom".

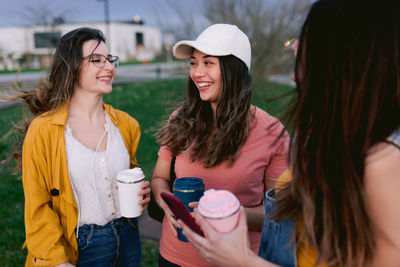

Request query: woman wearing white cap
[{"left": 151, "top": 24, "right": 290, "bottom": 266}]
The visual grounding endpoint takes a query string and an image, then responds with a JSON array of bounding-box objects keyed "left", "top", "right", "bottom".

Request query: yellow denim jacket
[{"left": 22, "top": 103, "right": 140, "bottom": 267}]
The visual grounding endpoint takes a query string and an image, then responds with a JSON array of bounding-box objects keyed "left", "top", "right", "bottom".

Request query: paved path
[
  {"left": 268, "top": 74, "right": 295, "bottom": 86},
  {"left": 138, "top": 211, "right": 162, "bottom": 241},
  {"left": 0, "top": 62, "right": 188, "bottom": 86},
  {"left": 0, "top": 62, "right": 188, "bottom": 110}
]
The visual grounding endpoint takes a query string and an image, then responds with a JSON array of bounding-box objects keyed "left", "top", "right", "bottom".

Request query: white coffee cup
[{"left": 116, "top": 167, "right": 145, "bottom": 218}]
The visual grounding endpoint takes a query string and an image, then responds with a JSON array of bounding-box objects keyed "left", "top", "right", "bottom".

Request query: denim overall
[{"left": 258, "top": 188, "right": 297, "bottom": 267}]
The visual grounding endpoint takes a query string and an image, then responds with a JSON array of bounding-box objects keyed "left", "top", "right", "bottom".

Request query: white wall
[
  {"left": 108, "top": 22, "right": 162, "bottom": 61},
  {"left": 0, "top": 22, "right": 162, "bottom": 69}
]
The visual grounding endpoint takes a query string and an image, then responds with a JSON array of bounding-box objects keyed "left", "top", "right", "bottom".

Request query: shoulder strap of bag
[
  {"left": 148, "top": 156, "right": 177, "bottom": 223},
  {"left": 170, "top": 156, "right": 176, "bottom": 186}
]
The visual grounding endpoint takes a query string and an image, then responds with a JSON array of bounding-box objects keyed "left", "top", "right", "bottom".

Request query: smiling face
[
  {"left": 190, "top": 49, "right": 222, "bottom": 111},
  {"left": 77, "top": 39, "right": 115, "bottom": 95}
]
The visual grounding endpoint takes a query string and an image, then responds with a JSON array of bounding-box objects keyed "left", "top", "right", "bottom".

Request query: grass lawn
[{"left": 0, "top": 78, "right": 293, "bottom": 266}]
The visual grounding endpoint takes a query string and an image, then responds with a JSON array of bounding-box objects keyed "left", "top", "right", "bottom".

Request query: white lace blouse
[{"left": 65, "top": 112, "right": 130, "bottom": 226}]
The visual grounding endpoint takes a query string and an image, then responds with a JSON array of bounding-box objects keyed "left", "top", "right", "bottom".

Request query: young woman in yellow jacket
[{"left": 14, "top": 28, "right": 150, "bottom": 267}]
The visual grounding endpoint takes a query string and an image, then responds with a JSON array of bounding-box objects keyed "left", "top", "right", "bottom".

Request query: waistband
[{"left": 77, "top": 217, "right": 138, "bottom": 232}]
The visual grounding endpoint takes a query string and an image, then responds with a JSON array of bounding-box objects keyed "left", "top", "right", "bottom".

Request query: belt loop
[
  {"left": 112, "top": 217, "right": 120, "bottom": 226},
  {"left": 127, "top": 217, "right": 138, "bottom": 229},
  {"left": 88, "top": 224, "right": 95, "bottom": 240}
]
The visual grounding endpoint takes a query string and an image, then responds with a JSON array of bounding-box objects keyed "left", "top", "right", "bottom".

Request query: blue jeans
[
  {"left": 258, "top": 188, "right": 297, "bottom": 267},
  {"left": 76, "top": 217, "right": 141, "bottom": 267}
]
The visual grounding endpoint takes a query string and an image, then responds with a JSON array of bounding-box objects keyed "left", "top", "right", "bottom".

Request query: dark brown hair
[
  {"left": 10, "top": 27, "right": 105, "bottom": 165},
  {"left": 272, "top": 0, "right": 400, "bottom": 266},
  {"left": 157, "top": 55, "right": 253, "bottom": 167}
]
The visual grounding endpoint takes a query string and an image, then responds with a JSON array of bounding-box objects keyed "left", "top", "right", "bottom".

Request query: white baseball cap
[{"left": 173, "top": 24, "right": 251, "bottom": 70}]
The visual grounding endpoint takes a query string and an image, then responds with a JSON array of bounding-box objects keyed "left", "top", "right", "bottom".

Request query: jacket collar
[{"left": 50, "top": 102, "right": 119, "bottom": 126}]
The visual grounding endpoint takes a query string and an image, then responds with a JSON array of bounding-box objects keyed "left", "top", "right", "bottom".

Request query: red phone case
[{"left": 160, "top": 192, "right": 205, "bottom": 237}]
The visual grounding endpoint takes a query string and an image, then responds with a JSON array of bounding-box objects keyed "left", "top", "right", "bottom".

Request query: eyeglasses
[{"left": 82, "top": 53, "right": 120, "bottom": 68}]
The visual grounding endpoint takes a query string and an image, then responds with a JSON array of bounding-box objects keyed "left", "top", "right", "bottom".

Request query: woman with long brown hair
[
  {"left": 13, "top": 27, "right": 150, "bottom": 267},
  {"left": 150, "top": 23, "right": 290, "bottom": 266},
  {"left": 179, "top": 0, "right": 400, "bottom": 266}
]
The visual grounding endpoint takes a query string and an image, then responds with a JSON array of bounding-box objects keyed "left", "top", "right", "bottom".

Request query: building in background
[{"left": 0, "top": 20, "right": 162, "bottom": 70}]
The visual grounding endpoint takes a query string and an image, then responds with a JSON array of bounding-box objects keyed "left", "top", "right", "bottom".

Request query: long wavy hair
[
  {"left": 272, "top": 0, "right": 400, "bottom": 266},
  {"left": 157, "top": 55, "right": 253, "bottom": 168},
  {"left": 10, "top": 27, "right": 105, "bottom": 166}
]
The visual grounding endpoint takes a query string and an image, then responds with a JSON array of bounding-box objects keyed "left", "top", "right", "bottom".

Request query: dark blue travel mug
[{"left": 173, "top": 177, "right": 205, "bottom": 242}]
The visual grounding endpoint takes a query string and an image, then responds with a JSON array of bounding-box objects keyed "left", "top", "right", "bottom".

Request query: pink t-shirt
[{"left": 159, "top": 106, "right": 289, "bottom": 267}]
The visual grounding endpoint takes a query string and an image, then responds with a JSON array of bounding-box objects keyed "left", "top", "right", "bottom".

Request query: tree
[
  {"left": 20, "top": 2, "right": 72, "bottom": 27},
  {"left": 153, "top": 0, "right": 311, "bottom": 79},
  {"left": 203, "top": 0, "right": 311, "bottom": 78},
  {"left": 152, "top": 0, "right": 206, "bottom": 41},
  {"left": 18, "top": 2, "right": 73, "bottom": 69}
]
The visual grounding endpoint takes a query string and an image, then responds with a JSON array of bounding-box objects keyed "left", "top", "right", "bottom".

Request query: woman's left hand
[{"left": 138, "top": 181, "right": 151, "bottom": 211}]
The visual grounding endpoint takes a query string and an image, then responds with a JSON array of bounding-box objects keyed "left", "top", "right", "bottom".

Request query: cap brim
[{"left": 173, "top": 40, "right": 231, "bottom": 59}]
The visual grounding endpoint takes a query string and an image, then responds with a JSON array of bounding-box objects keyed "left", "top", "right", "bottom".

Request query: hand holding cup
[
  {"left": 178, "top": 206, "right": 252, "bottom": 266},
  {"left": 138, "top": 181, "right": 151, "bottom": 212}
]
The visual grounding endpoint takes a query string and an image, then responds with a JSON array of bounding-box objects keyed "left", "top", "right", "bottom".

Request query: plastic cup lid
[
  {"left": 116, "top": 167, "right": 145, "bottom": 183},
  {"left": 173, "top": 177, "right": 204, "bottom": 191},
  {"left": 198, "top": 189, "right": 240, "bottom": 219}
]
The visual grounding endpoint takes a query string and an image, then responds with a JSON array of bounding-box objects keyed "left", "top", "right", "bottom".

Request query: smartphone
[{"left": 160, "top": 192, "right": 205, "bottom": 237}]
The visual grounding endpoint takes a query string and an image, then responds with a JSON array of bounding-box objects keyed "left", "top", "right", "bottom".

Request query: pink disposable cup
[{"left": 197, "top": 189, "right": 240, "bottom": 233}]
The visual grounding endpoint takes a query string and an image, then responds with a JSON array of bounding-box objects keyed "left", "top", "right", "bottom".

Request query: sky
[{"left": 0, "top": 0, "right": 197, "bottom": 28}]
